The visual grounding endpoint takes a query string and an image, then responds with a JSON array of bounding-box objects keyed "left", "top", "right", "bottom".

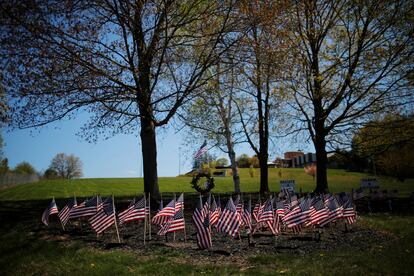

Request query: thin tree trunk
[
  {"left": 140, "top": 115, "right": 160, "bottom": 200},
  {"left": 228, "top": 147, "right": 240, "bottom": 193},
  {"left": 225, "top": 129, "right": 240, "bottom": 193}
]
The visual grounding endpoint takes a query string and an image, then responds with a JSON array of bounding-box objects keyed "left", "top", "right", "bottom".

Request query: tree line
[
  {"left": 0, "top": 150, "right": 83, "bottom": 180},
  {"left": 1, "top": 0, "right": 413, "bottom": 198}
]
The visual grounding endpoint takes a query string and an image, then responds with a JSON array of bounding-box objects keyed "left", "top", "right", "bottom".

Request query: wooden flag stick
[
  {"left": 148, "top": 192, "right": 152, "bottom": 240},
  {"left": 96, "top": 195, "right": 99, "bottom": 239},
  {"left": 54, "top": 196, "right": 65, "bottom": 231},
  {"left": 173, "top": 193, "right": 176, "bottom": 242},
  {"left": 144, "top": 193, "right": 147, "bottom": 245},
  {"left": 112, "top": 195, "right": 121, "bottom": 243},
  {"left": 183, "top": 193, "right": 187, "bottom": 242}
]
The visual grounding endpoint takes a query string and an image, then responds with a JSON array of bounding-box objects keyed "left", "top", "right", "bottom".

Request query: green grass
[{"left": 0, "top": 168, "right": 413, "bottom": 200}]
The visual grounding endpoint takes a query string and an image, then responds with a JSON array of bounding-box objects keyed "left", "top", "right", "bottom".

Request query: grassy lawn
[{"left": 0, "top": 168, "right": 413, "bottom": 201}]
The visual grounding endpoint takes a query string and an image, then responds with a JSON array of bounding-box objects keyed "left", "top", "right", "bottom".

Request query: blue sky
[
  {"left": 3, "top": 112, "right": 314, "bottom": 177},
  {"left": 3, "top": 117, "right": 259, "bottom": 178}
]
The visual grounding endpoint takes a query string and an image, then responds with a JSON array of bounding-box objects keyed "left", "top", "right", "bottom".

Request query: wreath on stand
[{"left": 191, "top": 172, "right": 215, "bottom": 194}]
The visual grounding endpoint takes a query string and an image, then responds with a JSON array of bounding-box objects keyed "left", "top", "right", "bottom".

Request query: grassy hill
[{"left": 0, "top": 168, "right": 413, "bottom": 200}]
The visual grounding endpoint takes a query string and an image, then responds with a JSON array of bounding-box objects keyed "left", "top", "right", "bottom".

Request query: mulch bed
[{"left": 3, "top": 197, "right": 411, "bottom": 265}]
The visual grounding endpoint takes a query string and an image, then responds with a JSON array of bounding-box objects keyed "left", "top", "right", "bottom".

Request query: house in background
[{"left": 274, "top": 151, "right": 317, "bottom": 168}]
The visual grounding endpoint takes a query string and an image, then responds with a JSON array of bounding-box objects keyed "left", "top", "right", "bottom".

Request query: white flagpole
[
  {"left": 112, "top": 195, "right": 121, "bottom": 243},
  {"left": 143, "top": 193, "right": 147, "bottom": 245},
  {"left": 148, "top": 192, "right": 151, "bottom": 240}
]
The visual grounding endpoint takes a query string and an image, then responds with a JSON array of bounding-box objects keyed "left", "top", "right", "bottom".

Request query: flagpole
[
  {"left": 96, "top": 195, "right": 99, "bottom": 239},
  {"left": 148, "top": 192, "right": 151, "bottom": 240},
  {"left": 54, "top": 196, "right": 65, "bottom": 231},
  {"left": 183, "top": 206, "right": 187, "bottom": 242},
  {"left": 183, "top": 193, "right": 187, "bottom": 242},
  {"left": 112, "top": 195, "right": 121, "bottom": 243},
  {"left": 144, "top": 193, "right": 147, "bottom": 245},
  {"left": 173, "top": 196, "right": 176, "bottom": 242}
]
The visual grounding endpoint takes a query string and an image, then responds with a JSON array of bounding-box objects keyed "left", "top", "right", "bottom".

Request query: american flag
[
  {"left": 209, "top": 195, "right": 220, "bottom": 227},
  {"left": 58, "top": 197, "right": 77, "bottom": 227},
  {"left": 175, "top": 193, "right": 184, "bottom": 211},
  {"left": 242, "top": 198, "right": 252, "bottom": 233},
  {"left": 120, "top": 196, "right": 147, "bottom": 224},
  {"left": 158, "top": 208, "right": 185, "bottom": 235},
  {"left": 41, "top": 198, "right": 59, "bottom": 226},
  {"left": 152, "top": 196, "right": 175, "bottom": 226},
  {"left": 194, "top": 140, "right": 208, "bottom": 159},
  {"left": 234, "top": 194, "right": 243, "bottom": 214},
  {"left": 305, "top": 198, "right": 329, "bottom": 226},
  {"left": 89, "top": 196, "right": 115, "bottom": 234},
  {"left": 216, "top": 198, "right": 241, "bottom": 237},
  {"left": 202, "top": 194, "right": 211, "bottom": 216},
  {"left": 256, "top": 199, "right": 276, "bottom": 234},
  {"left": 275, "top": 200, "right": 286, "bottom": 217},
  {"left": 319, "top": 196, "right": 343, "bottom": 227},
  {"left": 193, "top": 196, "right": 212, "bottom": 249},
  {"left": 342, "top": 197, "right": 356, "bottom": 225},
  {"left": 118, "top": 198, "right": 136, "bottom": 224},
  {"left": 252, "top": 199, "right": 262, "bottom": 222},
  {"left": 285, "top": 198, "right": 311, "bottom": 229},
  {"left": 69, "top": 195, "right": 102, "bottom": 219}
]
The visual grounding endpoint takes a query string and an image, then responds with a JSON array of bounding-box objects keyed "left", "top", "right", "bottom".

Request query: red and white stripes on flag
[
  {"left": 175, "top": 193, "right": 184, "bottom": 212},
  {"left": 58, "top": 197, "right": 77, "bottom": 226},
  {"left": 209, "top": 196, "right": 219, "bottom": 227},
  {"left": 42, "top": 198, "right": 59, "bottom": 226},
  {"left": 69, "top": 195, "right": 102, "bottom": 219},
  {"left": 305, "top": 198, "right": 329, "bottom": 226},
  {"left": 252, "top": 199, "right": 263, "bottom": 222},
  {"left": 256, "top": 199, "right": 276, "bottom": 235},
  {"left": 119, "top": 196, "right": 147, "bottom": 224},
  {"left": 284, "top": 198, "right": 311, "bottom": 229},
  {"left": 193, "top": 196, "right": 212, "bottom": 249},
  {"left": 216, "top": 198, "right": 241, "bottom": 237},
  {"left": 158, "top": 208, "right": 185, "bottom": 235},
  {"left": 342, "top": 197, "right": 356, "bottom": 225},
  {"left": 118, "top": 198, "right": 136, "bottom": 224},
  {"left": 242, "top": 198, "right": 252, "bottom": 233},
  {"left": 152, "top": 197, "right": 175, "bottom": 226},
  {"left": 89, "top": 196, "right": 115, "bottom": 234},
  {"left": 319, "top": 196, "right": 344, "bottom": 227},
  {"left": 194, "top": 140, "right": 208, "bottom": 159}
]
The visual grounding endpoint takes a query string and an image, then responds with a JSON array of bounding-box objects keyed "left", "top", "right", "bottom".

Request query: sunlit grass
[{"left": 0, "top": 168, "right": 412, "bottom": 200}]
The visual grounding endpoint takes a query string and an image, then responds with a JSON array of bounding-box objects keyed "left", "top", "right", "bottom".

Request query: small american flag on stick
[
  {"left": 209, "top": 195, "right": 219, "bottom": 227},
  {"left": 152, "top": 196, "right": 175, "bottom": 226},
  {"left": 193, "top": 195, "right": 212, "bottom": 249},
  {"left": 216, "top": 198, "right": 241, "bottom": 237},
  {"left": 41, "top": 198, "right": 58, "bottom": 226},
  {"left": 89, "top": 197, "right": 116, "bottom": 234},
  {"left": 120, "top": 196, "right": 147, "bottom": 224},
  {"left": 69, "top": 195, "right": 101, "bottom": 219},
  {"left": 58, "top": 196, "right": 76, "bottom": 227},
  {"left": 158, "top": 208, "right": 185, "bottom": 236}
]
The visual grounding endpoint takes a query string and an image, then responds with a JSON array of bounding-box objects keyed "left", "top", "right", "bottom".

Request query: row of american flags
[{"left": 42, "top": 192, "right": 357, "bottom": 249}]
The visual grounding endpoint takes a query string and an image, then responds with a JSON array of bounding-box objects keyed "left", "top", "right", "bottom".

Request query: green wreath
[{"left": 191, "top": 172, "right": 215, "bottom": 194}]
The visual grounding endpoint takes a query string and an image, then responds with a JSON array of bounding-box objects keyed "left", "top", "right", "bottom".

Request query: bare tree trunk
[
  {"left": 259, "top": 152, "right": 269, "bottom": 194},
  {"left": 140, "top": 115, "right": 160, "bottom": 200},
  {"left": 227, "top": 143, "right": 240, "bottom": 193},
  {"left": 314, "top": 135, "right": 328, "bottom": 194}
]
